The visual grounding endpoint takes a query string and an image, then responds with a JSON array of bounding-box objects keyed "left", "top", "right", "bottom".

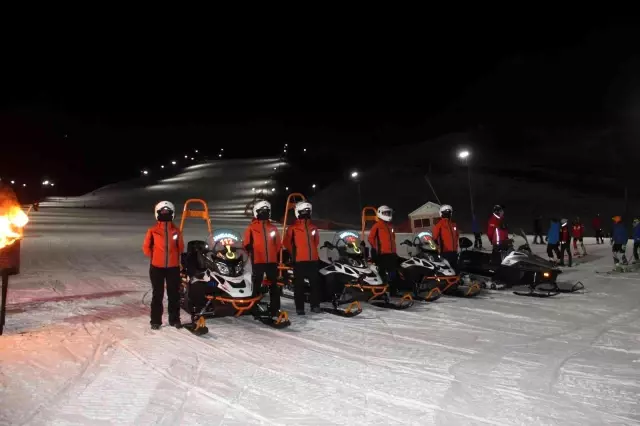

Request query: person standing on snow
[
  {"left": 592, "top": 214, "right": 604, "bottom": 244},
  {"left": 243, "top": 200, "right": 282, "bottom": 320},
  {"left": 487, "top": 205, "right": 509, "bottom": 264},
  {"left": 533, "top": 214, "right": 545, "bottom": 244},
  {"left": 143, "top": 201, "right": 185, "bottom": 330},
  {"left": 472, "top": 215, "right": 482, "bottom": 249},
  {"left": 432, "top": 204, "right": 460, "bottom": 271},
  {"left": 632, "top": 218, "right": 640, "bottom": 263},
  {"left": 546, "top": 218, "right": 561, "bottom": 263},
  {"left": 559, "top": 218, "right": 572, "bottom": 267},
  {"left": 610, "top": 215, "right": 629, "bottom": 266},
  {"left": 367, "top": 205, "right": 397, "bottom": 285},
  {"left": 284, "top": 201, "right": 321, "bottom": 315},
  {"left": 572, "top": 217, "right": 586, "bottom": 256}
]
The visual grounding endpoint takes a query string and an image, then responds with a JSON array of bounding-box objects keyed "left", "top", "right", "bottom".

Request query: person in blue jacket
[
  {"left": 633, "top": 218, "right": 640, "bottom": 263},
  {"left": 546, "top": 218, "right": 561, "bottom": 263},
  {"left": 472, "top": 215, "right": 482, "bottom": 249},
  {"left": 611, "top": 215, "right": 628, "bottom": 266}
]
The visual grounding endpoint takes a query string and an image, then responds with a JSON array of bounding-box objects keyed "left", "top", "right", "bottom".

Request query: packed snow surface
[{"left": 1, "top": 208, "right": 639, "bottom": 425}]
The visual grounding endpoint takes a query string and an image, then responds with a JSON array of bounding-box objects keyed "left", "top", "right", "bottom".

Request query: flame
[{"left": 0, "top": 204, "right": 29, "bottom": 249}]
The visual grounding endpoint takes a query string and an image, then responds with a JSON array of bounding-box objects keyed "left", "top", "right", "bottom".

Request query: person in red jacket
[
  {"left": 243, "top": 200, "right": 282, "bottom": 319},
  {"left": 592, "top": 214, "right": 604, "bottom": 244},
  {"left": 367, "top": 205, "right": 397, "bottom": 284},
  {"left": 143, "top": 201, "right": 185, "bottom": 330},
  {"left": 487, "top": 205, "right": 509, "bottom": 264},
  {"left": 432, "top": 204, "right": 460, "bottom": 271},
  {"left": 284, "top": 201, "right": 321, "bottom": 314},
  {"left": 572, "top": 217, "right": 586, "bottom": 256},
  {"left": 559, "top": 218, "right": 572, "bottom": 267}
]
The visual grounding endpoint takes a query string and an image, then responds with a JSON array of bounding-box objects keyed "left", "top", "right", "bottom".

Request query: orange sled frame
[{"left": 179, "top": 198, "right": 289, "bottom": 330}]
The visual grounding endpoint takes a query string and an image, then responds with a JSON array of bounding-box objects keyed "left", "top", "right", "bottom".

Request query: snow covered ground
[{"left": 1, "top": 208, "right": 640, "bottom": 425}]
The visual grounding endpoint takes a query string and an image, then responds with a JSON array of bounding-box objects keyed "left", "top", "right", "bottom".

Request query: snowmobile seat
[
  {"left": 185, "top": 240, "right": 208, "bottom": 277},
  {"left": 459, "top": 237, "right": 473, "bottom": 250}
]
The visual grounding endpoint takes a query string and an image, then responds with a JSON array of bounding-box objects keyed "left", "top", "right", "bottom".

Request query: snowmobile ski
[
  {"left": 556, "top": 281, "right": 585, "bottom": 293},
  {"left": 368, "top": 292, "right": 415, "bottom": 310},
  {"left": 322, "top": 300, "right": 363, "bottom": 317},
  {"left": 251, "top": 304, "right": 291, "bottom": 328},
  {"left": 183, "top": 316, "right": 210, "bottom": 336},
  {"left": 512, "top": 284, "right": 561, "bottom": 298}
]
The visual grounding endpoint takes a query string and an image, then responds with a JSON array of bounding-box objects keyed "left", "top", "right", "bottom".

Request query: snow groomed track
[{"left": 1, "top": 209, "right": 639, "bottom": 425}]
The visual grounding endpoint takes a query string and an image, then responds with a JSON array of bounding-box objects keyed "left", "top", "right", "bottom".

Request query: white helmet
[
  {"left": 295, "top": 201, "right": 312, "bottom": 219},
  {"left": 377, "top": 205, "right": 393, "bottom": 222},
  {"left": 155, "top": 201, "right": 175, "bottom": 221},
  {"left": 439, "top": 204, "right": 453, "bottom": 218},
  {"left": 561, "top": 218, "right": 568, "bottom": 226},
  {"left": 253, "top": 200, "right": 271, "bottom": 219}
]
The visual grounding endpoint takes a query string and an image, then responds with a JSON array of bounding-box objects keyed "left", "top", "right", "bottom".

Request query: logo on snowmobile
[{"left": 213, "top": 232, "right": 239, "bottom": 244}]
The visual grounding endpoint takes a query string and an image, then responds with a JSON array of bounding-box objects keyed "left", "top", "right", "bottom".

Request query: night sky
[{"left": 2, "top": 20, "right": 639, "bottom": 198}]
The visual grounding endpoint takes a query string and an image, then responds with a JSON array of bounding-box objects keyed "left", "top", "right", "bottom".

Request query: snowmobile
[
  {"left": 396, "top": 231, "right": 481, "bottom": 298},
  {"left": 457, "top": 229, "right": 583, "bottom": 297},
  {"left": 276, "top": 193, "right": 363, "bottom": 316},
  {"left": 280, "top": 230, "right": 414, "bottom": 312},
  {"left": 179, "top": 199, "right": 290, "bottom": 335}
]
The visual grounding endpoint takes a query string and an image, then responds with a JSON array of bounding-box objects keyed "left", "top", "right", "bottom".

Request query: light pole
[
  {"left": 457, "top": 149, "right": 474, "bottom": 219},
  {"left": 351, "top": 171, "right": 362, "bottom": 212}
]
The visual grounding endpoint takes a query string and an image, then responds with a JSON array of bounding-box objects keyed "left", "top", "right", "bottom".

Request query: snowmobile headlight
[
  {"left": 215, "top": 261, "right": 230, "bottom": 275},
  {"left": 347, "top": 257, "right": 363, "bottom": 267},
  {"left": 543, "top": 272, "right": 551, "bottom": 278}
]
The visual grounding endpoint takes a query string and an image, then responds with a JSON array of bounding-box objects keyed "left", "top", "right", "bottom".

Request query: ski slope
[
  {"left": 39, "top": 157, "right": 284, "bottom": 224},
  {"left": 1, "top": 208, "right": 640, "bottom": 425}
]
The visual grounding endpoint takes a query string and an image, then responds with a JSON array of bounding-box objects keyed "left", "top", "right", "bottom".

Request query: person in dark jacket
[
  {"left": 142, "top": 201, "right": 185, "bottom": 330},
  {"left": 533, "top": 215, "right": 545, "bottom": 244},
  {"left": 611, "top": 216, "right": 628, "bottom": 266},
  {"left": 633, "top": 218, "right": 640, "bottom": 263},
  {"left": 284, "top": 201, "right": 321, "bottom": 315},
  {"left": 559, "top": 218, "right": 572, "bottom": 267},
  {"left": 546, "top": 218, "right": 561, "bottom": 263},
  {"left": 472, "top": 215, "right": 482, "bottom": 249},
  {"left": 592, "top": 214, "right": 604, "bottom": 244},
  {"left": 243, "top": 200, "right": 282, "bottom": 319}
]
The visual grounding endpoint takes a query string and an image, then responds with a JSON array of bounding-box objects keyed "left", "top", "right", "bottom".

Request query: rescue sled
[{"left": 179, "top": 199, "right": 290, "bottom": 335}]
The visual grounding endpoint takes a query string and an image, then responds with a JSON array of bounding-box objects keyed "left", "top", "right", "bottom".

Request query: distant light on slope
[
  {"left": 312, "top": 184, "right": 316, "bottom": 188},
  {"left": 458, "top": 150, "right": 470, "bottom": 159},
  {"left": 10, "top": 180, "right": 14, "bottom": 184},
  {"left": 50, "top": 183, "right": 54, "bottom": 187},
  {"left": 171, "top": 161, "right": 176, "bottom": 165},
  {"left": 195, "top": 149, "right": 199, "bottom": 153},
  {"left": 252, "top": 187, "right": 255, "bottom": 191},
  {"left": 351, "top": 171, "right": 359, "bottom": 178},
  {"left": 161, "top": 165, "right": 165, "bottom": 168},
  {"left": 191, "top": 157, "right": 194, "bottom": 160},
  {"left": 184, "top": 155, "right": 188, "bottom": 159},
  {"left": 218, "top": 154, "right": 222, "bottom": 158},
  {"left": 285, "top": 186, "right": 289, "bottom": 191},
  {"left": 142, "top": 170, "right": 149, "bottom": 175},
  {"left": 23, "top": 183, "right": 26, "bottom": 187},
  {"left": 42, "top": 180, "right": 49, "bottom": 185},
  {"left": 303, "top": 148, "right": 307, "bottom": 152},
  {"left": 271, "top": 188, "right": 275, "bottom": 192}
]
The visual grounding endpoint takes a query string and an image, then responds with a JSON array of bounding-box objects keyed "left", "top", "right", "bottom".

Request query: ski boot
[
  {"left": 151, "top": 324, "right": 161, "bottom": 330},
  {"left": 311, "top": 306, "right": 323, "bottom": 314},
  {"left": 169, "top": 319, "right": 182, "bottom": 329}
]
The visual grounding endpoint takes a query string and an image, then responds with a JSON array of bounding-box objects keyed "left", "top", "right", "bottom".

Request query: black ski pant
[
  {"left": 634, "top": 241, "right": 640, "bottom": 261},
  {"left": 533, "top": 232, "right": 545, "bottom": 244},
  {"left": 559, "top": 242, "right": 572, "bottom": 266},
  {"left": 595, "top": 229, "right": 604, "bottom": 244},
  {"left": 491, "top": 242, "right": 510, "bottom": 265},
  {"left": 150, "top": 266, "right": 181, "bottom": 326},
  {"left": 293, "top": 261, "right": 320, "bottom": 311},
  {"left": 546, "top": 243, "right": 560, "bottom": 260},
  {"left": 441, "top": 251, "right": 458, "bottom": 274},
  {"left": 473, "top": 233, "right": 482, "bottom": 249},
  {"left": 252, "top": 263, "right": 280, "bottom": 316}
]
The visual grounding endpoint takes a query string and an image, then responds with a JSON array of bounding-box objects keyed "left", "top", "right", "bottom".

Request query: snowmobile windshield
[
  {"left": 209, "top": 229, "right": 244, "bottom": 261},
  {"left": 412, "top": 232, "right": 438, "bottom": 252},
  {"left": 332, "top": 230, "right": 364, "bottom": 255}
]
